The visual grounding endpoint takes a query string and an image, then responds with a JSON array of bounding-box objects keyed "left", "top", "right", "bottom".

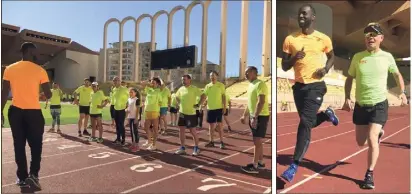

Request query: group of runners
[
  {"left": 1, "top": 40, "right": 270, "bottom": 189},
  {"left": 280, "top": 4, "right": 408, "bottom": 190}
]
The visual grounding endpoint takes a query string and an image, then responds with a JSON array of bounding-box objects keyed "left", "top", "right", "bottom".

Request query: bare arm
[
  {"left": 392, "top": 71, "right": 406, "bottom": 95},
  {"left": 324, "top": 51, "right": 335, "bottom": 72},
  {"left": 242, "top": 106, "right": 249, "bottom": 118},
  {"left": 281, "top": 52, "right": 297, "bottom": 72},
  {"left": 41, "top": 82, "right": 52, "bottom": 99},
  {"left": 344, "top": 76, "right": 354, "bottom": 100}
]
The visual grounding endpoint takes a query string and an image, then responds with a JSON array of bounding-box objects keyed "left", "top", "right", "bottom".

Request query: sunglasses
[{"left": 364, "top": 32, "right": 380, "bottom": 38}]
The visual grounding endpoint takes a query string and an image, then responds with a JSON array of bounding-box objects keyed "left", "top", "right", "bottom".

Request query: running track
[
  {"left": 276, "top": 106, "right": 410, "bottom": 193},
  {"left": 1, "top": 108, "right": 272, "bottom": 193}
]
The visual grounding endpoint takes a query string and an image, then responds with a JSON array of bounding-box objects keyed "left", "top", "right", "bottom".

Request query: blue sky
[{"left": 3, "top": 1, "right": 268, "bottom": 77}]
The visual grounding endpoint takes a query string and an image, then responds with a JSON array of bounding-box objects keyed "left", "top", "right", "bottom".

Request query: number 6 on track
[
  {"left": 130, "top": 163, "right": 162, "bottom": 172},
  {"left": 197, "top": 178, "right": 236, "bottom": 191}
]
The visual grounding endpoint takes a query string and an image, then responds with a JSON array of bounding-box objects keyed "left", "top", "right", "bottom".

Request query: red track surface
[
  {"left": 276, "top": 106, "right": 410, "bottom": 193},
  {"left": 1, "top": 108, "right": 272, "bottom": 193}
]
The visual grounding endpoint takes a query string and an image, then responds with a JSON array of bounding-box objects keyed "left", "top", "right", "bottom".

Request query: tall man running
[
  {"left": 175, "top": 74, "right": 202, "bottom": 155},
  {"left": 240, "top": 66, "right": 270, "bottom": 174},
  {"left": 1, "top": 42, "right": 52, "bottom": 188},
  {"left": 342, "top": 22, "right": 408, "bottom": 189},
  {"left": 280, "top": 4, "right": 340, "bottom": 182},
  {"left": 199, "top": 71, "right": 226, "bottom": 149},
  {"left": 73, "top": 78, "right": 93, "bottom": 137}
]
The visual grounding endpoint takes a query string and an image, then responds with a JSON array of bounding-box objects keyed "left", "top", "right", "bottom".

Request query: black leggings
[
  {"left": 114, "top": 109, "right": 126, "bottom": 142},
  {"left": 292, "top": 82, "right": 329, "bottom": 163},
  {"left": 129, "top": 119, "right": 139, "bottom": 143}
]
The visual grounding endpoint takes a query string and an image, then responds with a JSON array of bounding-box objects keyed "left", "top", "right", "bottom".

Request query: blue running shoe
[
  {"left": 281, "top": 163, "right": 298, "bottom": 182},
  {"left": 324, "top": 107, "right": 339, "bottom": 126}
]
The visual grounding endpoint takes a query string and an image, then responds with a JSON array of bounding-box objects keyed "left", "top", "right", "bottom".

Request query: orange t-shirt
[
  {"left": 3, "top": 61, "right": 49, "bottom": 109},
  {"left": 282, "top": 30, "right": 332, "bottom": 84}
]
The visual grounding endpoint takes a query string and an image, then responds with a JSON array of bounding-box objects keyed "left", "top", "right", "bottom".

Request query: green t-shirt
[
  {"left": 90, "top": 90, "right": 107, "bottom": 114},
  {"left": 176, "top": 85, "right": 202, "bottom": 115},
  {"left": 74, "top": 85, "right": 93, "bottom": 106},
  {"left": 247, "top": 79, "right": 270, "bottom": 116},
  {"left": 50, "top": 89, "right": 62, "bottom": 105},
  {"left": 160, "top": 87, "right": 171, "bottom": 108},
  {"left": 203, "top": 81, "right": 226, "bottom": 110},
  {"left": 112, "top": 86, "right": 129, "bottom": 110},
  {"left": 171, "top": 93, "right": 177, "bottom": 107},
  {"left": 144, "top": 87, "right": 162, "bottom": 112},
  {"left": 348, "top": 50, "right": 399, "bottom": 105}
]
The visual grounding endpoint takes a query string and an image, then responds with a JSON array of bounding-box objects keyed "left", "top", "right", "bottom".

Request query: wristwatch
[{"left": 401, "top": 90, "right": 407, "bottom": 95}]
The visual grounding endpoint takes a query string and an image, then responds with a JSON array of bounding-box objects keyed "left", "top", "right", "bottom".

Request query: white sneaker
[
  {"left": 147, "top": 144, "right": 156, "bottom": 150},
  {"left": 142, "top": 140, "right": 149, "bottom": 146}
]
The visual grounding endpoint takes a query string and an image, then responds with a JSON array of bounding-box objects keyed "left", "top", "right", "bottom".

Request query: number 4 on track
[{"left": 197, "top": 178, "right": 236, "bottom": 191}]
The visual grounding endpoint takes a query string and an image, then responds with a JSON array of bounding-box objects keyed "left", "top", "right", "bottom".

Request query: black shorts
[
  {"left": 207, "top": 109, "right": 223, "bottom": 123},
  {"left": 169, "top": 107, "right": 178, "bottom": 113},
  {"left": 353, "top": 99, "right": 388, "bottom": 126},
  {"left": 110, "top": 105, "right": 115, "bottom": 119},
  {"left": 79, "top": 106, "right": 90, "bottom": 115},
  {"left": 90, "top": 114, "right": 102, "bottom": 118},
  {"left": 178, "top": 113, "right": 198, "bottom": 129},
  {"left": 249, "top": 116, "right": 269, "bottom": 138}
]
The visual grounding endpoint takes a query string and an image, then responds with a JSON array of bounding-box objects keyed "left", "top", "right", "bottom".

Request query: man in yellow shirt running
[
  {"left": 73, "top": 78, "right": 93, "bottom": 137},
  {"left": 240, "top": 66, "right": 270, "bottom": 174},
  {"left": 45, "top": 82, "right": 63, "bottom": 133},
  {"left": 280, "top": 4, "right": 339, "bottom": 182}
]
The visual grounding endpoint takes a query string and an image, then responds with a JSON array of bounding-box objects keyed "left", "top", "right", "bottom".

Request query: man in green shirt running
[
  {"left": 343, "top": 23, "right": 408, "bottom": 190},
  {"left": 73, "top": 78, "right": 93, "bottom": 137},
  {"left": 240, "top": 66, "right": 270, "bottom": 174}
]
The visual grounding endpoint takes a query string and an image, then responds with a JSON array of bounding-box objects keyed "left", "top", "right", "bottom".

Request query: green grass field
[{"left": 2, "top": 101, "right": 112, "bottom": 128}]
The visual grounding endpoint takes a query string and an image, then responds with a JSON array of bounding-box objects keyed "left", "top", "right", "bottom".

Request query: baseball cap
[
  {"left": 364, "top": 22, "right": 383, "bottom": 35},
  {"left": 92, "top": 82, "right": 98, "bottom": 86}
]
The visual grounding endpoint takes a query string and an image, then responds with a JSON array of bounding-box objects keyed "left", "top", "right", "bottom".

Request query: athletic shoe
[
  {"left": 26, "top": 174, "right": 41, "bottom": 189},
  {"left": 83, "top": 130, "right": 91, "bottom": 136},
  {"left": 175, "top": 147, "right": 186, "bottom": 155},
  {"left": 78, "top": 130, "right": 82, "bottom": 137},
  {"left": 361, "top": 172, "right": 375, "bottom": 189},
  {"left": 147, "top": 144, "right": 156, "bottom": 151},
  {"left": 219, "top": 142, "right": 225, "bottom": 149},
  {"left": 281, "top": 163, "right": 298, "bottom": 182},
  {"left": 192, "top": 146, "right": 200, "bottom": 156},
  {"left": 142, "top": 140, "right": 149, "bottom": 146},
  {"left": 257, "top": 162, "right": 265, "bottom": 169},
  {"left": 96, "top": 138, "right": 104, "bottom": 143},
  {"left": 378, "top": 129, "right": 384, "bottom": 144},
  {"left": 324, "top": 107, "right": 339, "bottom": 126},
  {"left": 112, "top": 139, "right": 120, "bottom": 145},
  {"left": 240, "top": 164, "right": 259, "bottom": 174},
  {"left": 227, "top": 126, "right": 232, "bottom": 132},
  {"left": 205, "top": 141, "right": 215, "bottom": 147},
  {"left": 16, "top": 179, "right": 29, "bottom": 188}
]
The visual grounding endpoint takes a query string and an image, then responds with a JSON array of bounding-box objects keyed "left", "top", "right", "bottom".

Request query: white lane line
[
  {"left": 277, "top": 116, "right": 406, "bottom": 152},
  {"left": 120, "top": 138, "right": 272, "bottom": 193},
  {"left": 279, "top": 125, "right": 410, "bottom": 193},
  {"left": 263, "top": 187, "right": 271, "bottom": 193}
]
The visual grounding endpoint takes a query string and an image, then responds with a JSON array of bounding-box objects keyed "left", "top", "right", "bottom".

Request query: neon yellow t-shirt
[
  {"left": 203, "top": 81, "right": 225, "bottom": 110},
  {"left": 112, "top": 86, "right": 129, "bottom": 110},
  {"left": 247, "top": 79, "right": 270, "bottom": 116},
  {"left": 50, "top": 89, "right": 62, "bottom": 105},
  {"left": 144, "top": 87, "right": 162, "bottom": 112},
  {"left": 176, "top": 85, "right": 202, "bottom": 115},
  {"left": 74, "top": 85, "right": 93, "bottom": 106},
  {"left": 160, "top": 87, "right": 171, "bottom": 108},
  {"left": 90, "top": 90, "right": 107, "bottom": 114},
  {"left": 225, "top": 93, "right": 230, "bottom": 109}
]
